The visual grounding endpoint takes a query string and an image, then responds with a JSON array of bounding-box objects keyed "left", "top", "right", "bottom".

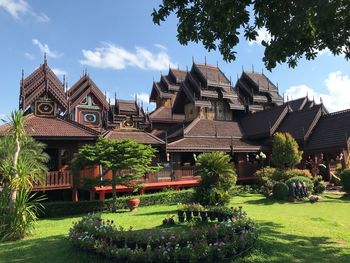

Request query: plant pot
[
  {"left": 126, "top": 241, "right": 137, "bottom": 249},
  {"left": 177, "top": 210, "right": 185, "bottom": 217},
  {"left": 201, "top": 216, "right": 208, "bottom": 222},
  {"left": 200, "top": 211, "right": 207, "bottom": 217},
  {"left": 126, "top": 198, "right": 140, "bottom": 212},
  {"left": 138, "top": 242, "right": 148, "bottom": 251},
  {"left": 114, "top": 238, "right": 125, "bottom": 248},
  {"left": 178, "top": 216, "right": 185, "bottom": 223}
]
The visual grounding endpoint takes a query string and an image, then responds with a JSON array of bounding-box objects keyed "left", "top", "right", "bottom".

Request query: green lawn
[{"left": 0, "top": 194, "right": 349, "bottom": 263}]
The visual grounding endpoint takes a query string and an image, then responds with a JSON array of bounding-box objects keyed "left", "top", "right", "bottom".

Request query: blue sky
[{"left": 0, "top": 0, "right": 350, "bottom": 117}]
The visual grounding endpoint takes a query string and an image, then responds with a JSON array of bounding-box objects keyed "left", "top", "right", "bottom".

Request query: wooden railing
[
  {"left": 32, "top": 166, "right": 199, "bottom": 191},
  {"left": 32, "top": 171, "right": 73, "bottom": 191}
]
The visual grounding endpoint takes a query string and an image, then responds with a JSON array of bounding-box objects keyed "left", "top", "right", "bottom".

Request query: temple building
[{"left": 1, "top": 57, "right": 350, "bottom": 200}]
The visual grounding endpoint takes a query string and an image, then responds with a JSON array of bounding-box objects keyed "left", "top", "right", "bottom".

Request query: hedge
[
  {"left": 41, "top": 189, "right": 194, "bottom": 218},
  {"left": 272, "top": 182, "right": 289, "bottom": 200},
  {"left": 340, "top": 168, "right": 350, "bottom": 193}
]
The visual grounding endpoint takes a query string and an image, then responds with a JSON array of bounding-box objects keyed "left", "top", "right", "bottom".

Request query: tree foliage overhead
[
  {"left": 152, "top": 0, "right": 350, "bottom": 70},
  {"left": 271, "top": 132, "right": 303, "bottom": 169}
]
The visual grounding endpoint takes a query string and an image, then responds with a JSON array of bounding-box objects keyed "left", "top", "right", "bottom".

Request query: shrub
[
  {"left": 285, "top": 176, "right": 313, "bottom": 196},
  {"left": 272, "top": 182, "right": 289, "bottom": 200},
  {"left": 313, "top": 175, "right": 326, "bottom": 194},
  {"left": 41, "top": 189, "right": 194, "bottom": 217},
  {"left": 69, "top": 213, "right": 258, "bottom": 262},
  {"left": 340, "top": 168, "right": 350, "bottom": 193},
  {"left": 271, "top": 132, "right": 303, "bottom": 169},
  {"left": 195, "top": 152, "right": 237, "bottom": 206},
  {"left": 284, "top": 169, "right": 312, "bottom": 180}
]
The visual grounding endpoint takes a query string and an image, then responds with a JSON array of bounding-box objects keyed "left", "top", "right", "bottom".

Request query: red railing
[{"left": 32, "top": 171, "right": 73, "bottom": 191}]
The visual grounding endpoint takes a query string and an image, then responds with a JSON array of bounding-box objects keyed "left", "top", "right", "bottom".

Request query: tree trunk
[
  {"left": 9, "top": 136, "right": 20, "bottom": 208},
  {"left": 111, "top": 170, "right": 117, "bottom": 212}
]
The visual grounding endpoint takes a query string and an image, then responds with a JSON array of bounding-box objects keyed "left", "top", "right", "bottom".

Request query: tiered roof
[
  {"left": 67, "top": 74, "right": 109, "bottom": 112},
  {"left": 20, "top": 60, "right": 67, "bottom": 112},
  {"left": 173, "top": 63, "right": 245, "bottom": 114}
]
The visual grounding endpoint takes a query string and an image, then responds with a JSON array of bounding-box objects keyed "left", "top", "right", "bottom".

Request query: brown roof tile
[
  {"left": 305, "top": 109, "right": 350, "bottom": 151},
  {"left": 104, "top": 130, "right": 164, "bottom": 145},
  {"left": 0, "top": 114, "right": 98, "bottom": 139},
  {"left": 149, "top": 106, "right": 184, "bottom": 121},
  {"left": 185, "top": 118, "right": 243, "bottom": 138},
  {"left": 240, "top": 104, "right": 289, "bottom": 138},
  {"left": 167, "top": 137, "right": 262, "bottom": 152},
  {"left": 278, "top": 105, "right": 322, "bottom": 142}
]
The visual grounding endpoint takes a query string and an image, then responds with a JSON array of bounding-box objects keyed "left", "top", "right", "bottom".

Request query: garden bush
[
  {"left": 284, "top": 169, "right": 312, "bottom": 180},
  {"left": 285, "top": 176, "right": 313, "bottom": 196},
  {"left": 272, "top": 182, "right": 289, "bottom": 200},
  {"left": 69, "top": 213, "right": 258, "bottom": 262},
  {"left": 42, "top": 189, "right": 194, "bottom": 217},
  {"left": 340, "top": 168, "right": 350, "bottom": 193}
]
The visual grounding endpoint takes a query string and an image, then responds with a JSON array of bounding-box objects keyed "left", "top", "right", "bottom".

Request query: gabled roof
[
  {"left": 68, "top": 74, "right": 109, "bottom": 111},
  {"left": 20, "top": 62, "right": 67, "bottom": 111},
  {"left": 0, "top": 114, "right": 99, "bottom": 139},
  {"left": 277, "top": 105, "right": 323, "bottom": 143},
  {"left": 240, "top": 104, "right": 289, "bottom": 139},
  {"left": 103, "top": 130, "right": 164, "bottom": 145},
  {"left": 193, "top": 63, "right": 230, "bottom": 86},
  {"left": 243, "top": 71, "right": 278, "bottom": 92},
  {"left": 287, "top": 97, "right": 308, "bottom": 111},
  {"left": 305, "top": 109, "right": 350, "bottom": 151}
]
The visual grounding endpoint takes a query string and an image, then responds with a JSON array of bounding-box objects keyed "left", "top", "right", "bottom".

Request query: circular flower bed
[{"left": 69, "top": 213, "right": 258, "bottom": 262}]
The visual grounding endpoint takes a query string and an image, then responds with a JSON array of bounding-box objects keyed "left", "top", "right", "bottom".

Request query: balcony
[{"left": 32, "top": 171, "right": 73, "bottom": 191}]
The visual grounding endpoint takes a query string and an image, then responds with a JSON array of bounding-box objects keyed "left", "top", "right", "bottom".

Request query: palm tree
[
  {"left": 195, "top": 152, "right": 237, "bottom": 206},
  {"left": 0, "top": 110, "right": 48, "bottom": 240}
]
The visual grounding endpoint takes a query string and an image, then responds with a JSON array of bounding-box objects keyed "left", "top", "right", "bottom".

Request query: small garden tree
[
  {"left": 194, "top": 152, "right": 237, "bottom": 206},
  {"left": 71, "top": 138, "right": 158, "bottom": 212},
  {"left": 271, "top": 132, "right": 303, "bottom": 169},
  {"left": 0, "top": 110, "right": 48, "bottom": 241}
]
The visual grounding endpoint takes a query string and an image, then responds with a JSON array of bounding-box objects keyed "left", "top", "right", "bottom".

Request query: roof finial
[
  {"left": 283, "top": 92, "right": 285, "bottom": 103},
  {"left": 306, "top": 91, "right": 309, "bottom": 99},
  {"left": 192, "top": 56, "right": 194, "bottom": 63},
  {"left": 44, "top": 52, "right": 47, "bottom": 64},
  {"left": 262, "top": 67, "right": 264, "bottom": 75},
  {"left": 104, "top": 91, "right": 107, "bottom": 99},
  {"left": 252, "top": 64, "right": 254, "bottom": 72},
  {"left": 320, "top": 96, "right": 323, "bottom": 104},
  {"left": 204, "top": 56, "right": 207, "bottom": 65},
  {"left": 242, "top": 65, "right": 244, "bottom": 73},
  {"left": 114, "top": 92, "right": 117, "bottom": 101},
  {"left": 21, "top": 69, "right": 24, "bottom": 81},
  {"left": 135, "top": 93, "right": 138, "bottom": 103},
  {"left": 217, "top": 60, "right": 219, "bottom": 68},
  {"left": 62, "top": 74, "right": 66, "bottom": 87}
]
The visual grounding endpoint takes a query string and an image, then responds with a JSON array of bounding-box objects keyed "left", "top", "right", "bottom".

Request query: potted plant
[{"left": 126, "top": 196, "right": 141, "bottom": 212}]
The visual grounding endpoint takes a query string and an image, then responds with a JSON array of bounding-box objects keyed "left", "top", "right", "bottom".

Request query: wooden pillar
[
  {"left": 99, "top": 190, "right": 106, "bottom": 201},
  {"left": 324, "top": 153, "right": 331, "bottom": 181},
  {"left": 72, "top": 188, "right": 79, "bottom": 202}
]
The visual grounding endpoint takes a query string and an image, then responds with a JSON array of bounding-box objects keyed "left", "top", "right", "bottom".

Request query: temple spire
[{"left": 44, "top": 52, "right": 47, "bottom": 65}]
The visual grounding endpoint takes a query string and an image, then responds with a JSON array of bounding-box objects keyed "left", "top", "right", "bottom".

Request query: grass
[{"left": 0, "top": 194, "right": 349, "bottom": 263}]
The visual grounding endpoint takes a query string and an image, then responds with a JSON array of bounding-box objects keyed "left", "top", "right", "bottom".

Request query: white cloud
[
  {"left": 0, "top": 0, "right": 49, "bottom": 22},
  {"left": 132, "top": 92, "right": 149, "bottom": 104},
  {"left": 154, "top": 43, "right": 167, "bottom": 50},
  {"left": 285, "top": 71, "right": 350, "bottom": 112},
  {"left": 24, "top": 52, "right": 35, "bottom": 60},
  {"left": 32, "top": 39, "right": 62, "bottom": 58},
  {"left": 80, "top": 42, "right": 175, "bottom": 71},
  {"left": 52, "top": 68, "right": 67, "bottom": 76},
  {"left": 35, "top": 12, "right": 49, "bottom": 23},
  {"left": 248, "top": 27, "right": 271, "bottom": 46}
]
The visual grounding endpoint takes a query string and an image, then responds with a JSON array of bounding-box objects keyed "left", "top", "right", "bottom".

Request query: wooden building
[{"left": 1, "top": 58, "right": 350, "bottom": 200}]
